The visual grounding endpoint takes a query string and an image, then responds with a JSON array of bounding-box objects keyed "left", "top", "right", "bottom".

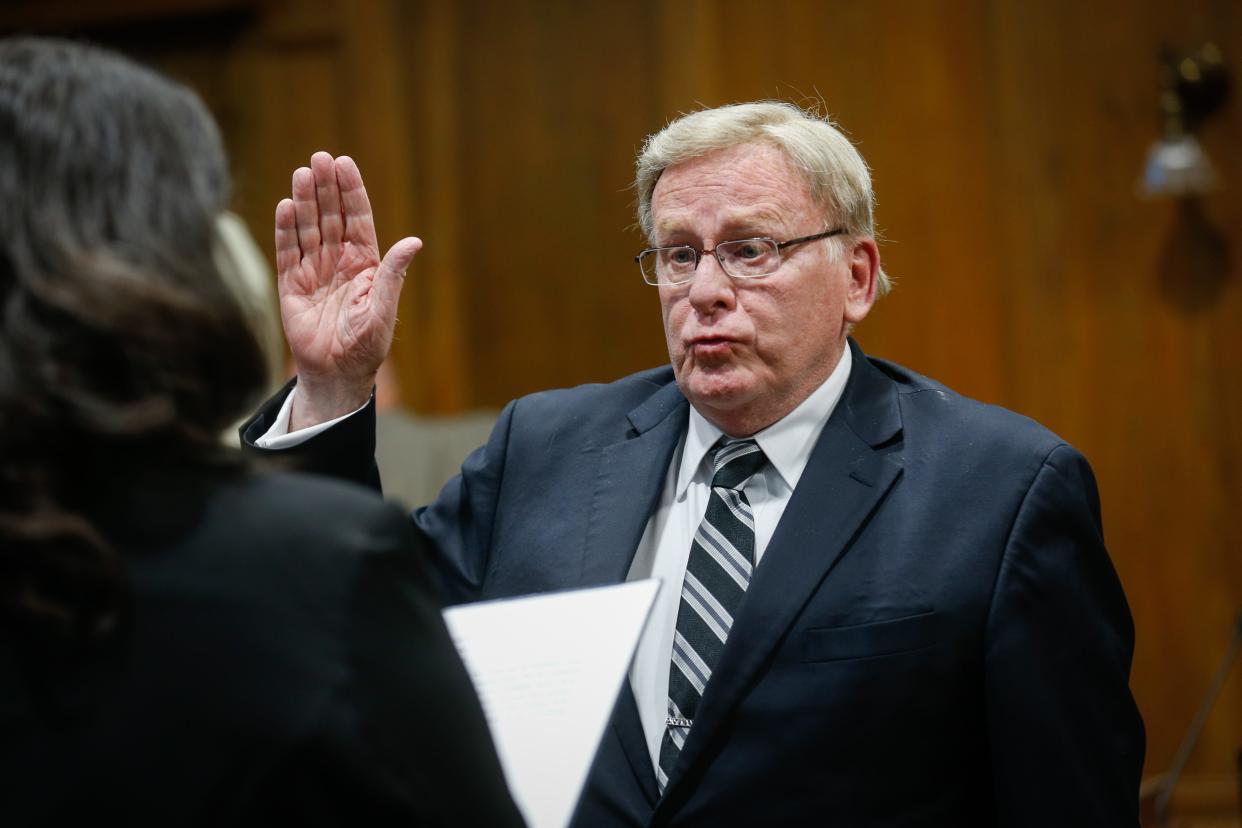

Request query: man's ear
[{"left": 844, "top": 237, "right": 880, "bottom": 324}]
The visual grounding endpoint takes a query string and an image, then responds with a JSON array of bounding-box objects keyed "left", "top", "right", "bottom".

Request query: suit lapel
[
  {"left": 602, "top": 679, "right": 661, "bottom": 810},
  {"left": 656, "top": 340, "right": 905, "bottom": 806},
  {"left": 578, "top": 382, "right": 687, "bottom": 588},
  {"left": 578, "top": 381, "right": 688, "bottom": 807}
]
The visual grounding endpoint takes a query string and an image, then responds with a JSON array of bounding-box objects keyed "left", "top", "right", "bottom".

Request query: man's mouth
[{"left": 687, "top": 336, "right": 738, "bottom": 357}]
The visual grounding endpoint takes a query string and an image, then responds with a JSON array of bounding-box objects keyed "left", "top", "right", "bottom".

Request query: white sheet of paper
[{"left": 443, "top": 579, "right": 661, "bottom": 828}]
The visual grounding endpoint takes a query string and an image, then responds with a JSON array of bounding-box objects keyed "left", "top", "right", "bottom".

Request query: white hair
[{"left": 635, "top": 101, "right": 890, "bottom": 296}]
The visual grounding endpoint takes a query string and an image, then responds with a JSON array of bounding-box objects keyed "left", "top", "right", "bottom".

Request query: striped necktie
[{"left": 657, "top": 438, "right": 767, "bottom": 793}]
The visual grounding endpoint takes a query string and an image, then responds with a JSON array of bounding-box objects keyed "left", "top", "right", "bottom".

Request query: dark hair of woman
[{"left": 0, "top": 37, "right": 268, "bottom": 655}]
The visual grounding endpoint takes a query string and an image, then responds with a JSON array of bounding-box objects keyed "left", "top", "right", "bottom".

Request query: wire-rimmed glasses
[{"left": 635, "top": 228, "right": 844, "bottom": 286}]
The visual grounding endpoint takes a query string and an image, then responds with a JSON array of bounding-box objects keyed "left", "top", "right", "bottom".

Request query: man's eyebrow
[{"left": 721, "top": 210, "right": 784, "bottom": 231}]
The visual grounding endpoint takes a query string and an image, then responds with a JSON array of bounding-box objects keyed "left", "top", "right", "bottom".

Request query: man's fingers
[
  {"left": 335, "top": 156, "right": 380, "bottom": 252},
  {"left": 373, "top": 236, "right": 423, "bottom": 310},
  {"left": 291, "top": 166, "right": 321, "bottom": 257},
  {"left": 274, "top": 199, "right": 301, "bottom": 289},
  {"left": 312, "top": 151, "right": 344, "bottom": 252}
]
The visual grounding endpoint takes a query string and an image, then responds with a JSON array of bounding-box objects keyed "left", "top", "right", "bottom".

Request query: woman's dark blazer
[{"left": 1, "top": 468, "right": 524, "bottom": 827}]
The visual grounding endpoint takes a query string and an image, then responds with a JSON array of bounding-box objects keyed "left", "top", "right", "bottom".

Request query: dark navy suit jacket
[{"left": 243, "top": 338, "right": 1144, "bottom": 827}]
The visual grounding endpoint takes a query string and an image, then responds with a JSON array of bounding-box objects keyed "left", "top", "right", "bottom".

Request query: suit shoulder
[{"left": 867, "top": 355, "right": 1072, "bottom": 459}]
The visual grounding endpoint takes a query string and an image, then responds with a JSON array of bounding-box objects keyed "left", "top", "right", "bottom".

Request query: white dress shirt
[
  {"left": 624, "top": 346, "right": 852, "bottom": 772},
  {"left": 251, "top": 388, "right": 360, "bottom": 448}
]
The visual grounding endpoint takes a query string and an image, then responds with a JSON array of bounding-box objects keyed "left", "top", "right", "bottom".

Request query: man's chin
[{"left": 678, "top": 369, "right": 755, "bottom": 412}]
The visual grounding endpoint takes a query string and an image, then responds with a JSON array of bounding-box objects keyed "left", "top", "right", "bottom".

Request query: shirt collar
[{"left": 675, "top": 344, "right": 853, "bottom": 498}]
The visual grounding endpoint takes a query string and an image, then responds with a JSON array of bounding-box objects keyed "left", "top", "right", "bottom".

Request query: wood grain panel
[{"left": 983, "top": 0, "right": 1242, "bottom": 775}]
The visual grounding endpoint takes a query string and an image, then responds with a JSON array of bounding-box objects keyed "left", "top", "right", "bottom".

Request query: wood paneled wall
[{"left": 5, "top": 0, "right": 1240, "bottom": 781}]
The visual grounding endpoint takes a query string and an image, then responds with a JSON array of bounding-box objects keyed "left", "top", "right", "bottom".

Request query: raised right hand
[{"left": 275, "top": 152, "right": 422, "bottom": 430}]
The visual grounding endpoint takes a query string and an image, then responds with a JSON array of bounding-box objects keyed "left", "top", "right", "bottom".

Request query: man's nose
[{"left": 687, "top": 251, "right": 735, "bottom": 313}]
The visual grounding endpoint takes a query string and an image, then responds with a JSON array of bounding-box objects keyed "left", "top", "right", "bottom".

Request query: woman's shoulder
[
  {"left": 186, "top": 469, "right": 417, "bottom": 573},
  {"left": 222, "top": 468, "right": 404, "bottom": 524},
  {"left": 118, "top": 467, "right": 422, "bottom": 614}
]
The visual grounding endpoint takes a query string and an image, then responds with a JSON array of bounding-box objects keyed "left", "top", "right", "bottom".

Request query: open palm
[{"left": 276, "top": 152, "right": 421, "bottom": 426}]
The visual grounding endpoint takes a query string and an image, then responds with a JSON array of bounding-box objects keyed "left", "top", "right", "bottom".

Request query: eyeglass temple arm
[{"left": 775, "top": 228, "right": 845, "bottom": 250}]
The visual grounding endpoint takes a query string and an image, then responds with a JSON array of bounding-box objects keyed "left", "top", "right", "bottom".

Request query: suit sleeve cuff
[{"left": 253, "top": 384, "right": 371, "bottom": 449}]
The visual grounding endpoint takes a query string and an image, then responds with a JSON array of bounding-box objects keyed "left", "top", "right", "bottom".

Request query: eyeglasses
[{"left": 635, "top": 229, "right": 844, "bottom": 286}]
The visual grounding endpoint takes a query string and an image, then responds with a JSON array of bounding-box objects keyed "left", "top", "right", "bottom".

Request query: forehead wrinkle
[
  {"left": 650, "top": 145, "right": 820, "bottom": 243},
  {"left": 654, "top": 201, "right": 801, "bottom": 244}
]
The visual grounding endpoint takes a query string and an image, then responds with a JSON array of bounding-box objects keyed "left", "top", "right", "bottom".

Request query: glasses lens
[
  {"left": 641, "top": 246, "right": 697, "bottom": 285},
  {"left": 716, "top": 239, "right": 780, "bottom": 277}
]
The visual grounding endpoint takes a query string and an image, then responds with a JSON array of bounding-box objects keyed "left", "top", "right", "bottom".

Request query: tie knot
[{"left": 710, "top": 439, "right": 767, "bottom": 490}]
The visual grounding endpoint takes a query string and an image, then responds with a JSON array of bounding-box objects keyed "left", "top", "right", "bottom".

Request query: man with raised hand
[{"left": 245, "top": 102, "right": 1144, "bottom": 827}]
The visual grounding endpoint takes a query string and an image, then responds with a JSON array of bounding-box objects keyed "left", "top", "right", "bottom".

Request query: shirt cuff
[{"left": 253, "top": 385, "right": 369, "bottom": 449}]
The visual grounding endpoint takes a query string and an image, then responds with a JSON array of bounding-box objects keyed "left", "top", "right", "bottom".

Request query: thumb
[{"left": 373, "top": 236, "right": 423, "bottom": 309}]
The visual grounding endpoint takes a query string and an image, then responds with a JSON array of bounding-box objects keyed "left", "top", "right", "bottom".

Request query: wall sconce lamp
[{"left": 1140, "top": 43, "right": 1230, "bottom": 197}]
